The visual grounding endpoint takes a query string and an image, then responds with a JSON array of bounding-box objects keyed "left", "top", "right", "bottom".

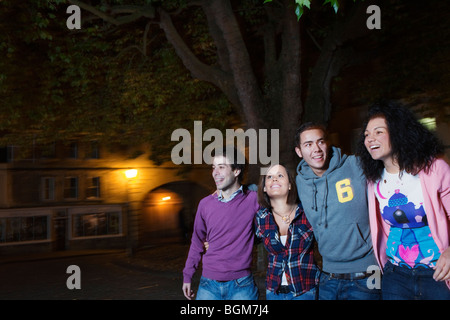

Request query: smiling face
[
  {"left": 364, "top": 116, "right": 397, "bottom": 171},
  {"left": 211, "top": 155, "right": 240, "bottom": 193},
  {"left": 295, "top": 128, "right": 329, "bottom": 177},
  {"left": 264, "top": 165, "right": 290, "bottom": 200}
]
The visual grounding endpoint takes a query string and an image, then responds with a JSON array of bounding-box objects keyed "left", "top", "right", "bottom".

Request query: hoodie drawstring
[
  {"left": 313, "top": 177, "right": 329, "bottom": 227},
  {"left": 321, "top": 178, "right": 329, "bottom": 227},
  {"left": 311, "top": 180, "right": 317, "bottom": 212}
]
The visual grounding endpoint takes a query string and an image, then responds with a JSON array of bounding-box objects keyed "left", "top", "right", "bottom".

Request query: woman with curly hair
[{"left": 356, "top": 100, "right": 450, "bottom": 300}]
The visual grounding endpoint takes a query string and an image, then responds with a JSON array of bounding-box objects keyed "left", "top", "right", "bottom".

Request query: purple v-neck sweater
[{"left": 183, "top": 190, "right": 259, "bottom": 283}]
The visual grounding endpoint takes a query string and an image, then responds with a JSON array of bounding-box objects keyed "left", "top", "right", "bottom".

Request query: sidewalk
[
  {"left": 0, "top": 240, "right": 266, "bottom": 275},
  {"left": 0, "top": 242, "right": 267, "bottom": 300},
  {"left": 0, "top": 248, "right": 125, "bottom": 264},
  {"left": 0, "top": 236, "right": 186, "bottom": 265}
]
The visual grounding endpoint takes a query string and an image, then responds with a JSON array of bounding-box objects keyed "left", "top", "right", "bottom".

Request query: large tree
[
  {"left": 58, "top": 0, "right": 376, "bottom": 170},
  {"left": 3, "top": 0, "right": 448, "bottom": 173}
]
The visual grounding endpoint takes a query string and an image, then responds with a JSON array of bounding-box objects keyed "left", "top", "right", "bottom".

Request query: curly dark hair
[{"left": 355, "top": 100, "right": 444, "bottom": 183}]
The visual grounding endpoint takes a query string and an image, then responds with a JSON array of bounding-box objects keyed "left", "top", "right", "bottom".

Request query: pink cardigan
[{"left": 367, "top": 158, "right": 450, "bottom": 289}]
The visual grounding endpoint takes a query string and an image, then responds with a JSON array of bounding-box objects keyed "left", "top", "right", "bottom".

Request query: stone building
[{"left": 0, "top": 140, "right": 211, "bottom": 255}]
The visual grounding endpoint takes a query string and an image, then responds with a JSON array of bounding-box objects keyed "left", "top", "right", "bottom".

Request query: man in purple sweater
[{"left": 182, "top": 148, "right": 260, "bottom": 300}]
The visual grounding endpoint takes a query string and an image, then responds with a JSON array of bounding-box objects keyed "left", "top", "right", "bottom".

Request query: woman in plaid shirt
[{"left": 255, "top": 164, "right": 320, "bottom": 300}]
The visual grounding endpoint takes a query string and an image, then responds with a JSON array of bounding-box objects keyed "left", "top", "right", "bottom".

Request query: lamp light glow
[
  {"left": 125, "top": 169, "right": 138, "bottom": 179},
  {"left": 419, "top": 117, "right": 436, "bottom": 131}
]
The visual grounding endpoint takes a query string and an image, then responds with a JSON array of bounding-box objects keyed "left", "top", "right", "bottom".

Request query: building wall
[
  {"left": 0, "top": 166, "right": 7, "bottom": 207},
  {"left": 0, "top": 142, "right": 213, "bottom": 254}
]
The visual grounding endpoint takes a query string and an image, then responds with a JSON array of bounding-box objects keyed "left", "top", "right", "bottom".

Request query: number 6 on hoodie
[{"left": 335, "top": 179, "right": 354, "bottom": 203}]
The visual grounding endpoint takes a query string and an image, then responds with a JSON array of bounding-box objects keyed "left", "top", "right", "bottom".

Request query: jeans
[
  {"left": 382, "top": 261, "right": 450, "bottom": 300},
  {"left": 266, "top": 287, "right": 317, "bottom": 300},
  {"left": 196, "top": 274, "right": 259, "bottom": 300},
  {"left": 318, "top": 272, "right": 382, "bottom": 300}
]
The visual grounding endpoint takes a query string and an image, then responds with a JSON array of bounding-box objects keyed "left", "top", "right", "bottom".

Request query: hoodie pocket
[{"left": 320, "top": 222, "right": 371, "bottom": 263}]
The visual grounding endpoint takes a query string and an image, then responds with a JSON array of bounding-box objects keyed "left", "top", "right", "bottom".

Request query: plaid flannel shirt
[{"left": 255, "top": 203, "right": 319, "bottom": 296}]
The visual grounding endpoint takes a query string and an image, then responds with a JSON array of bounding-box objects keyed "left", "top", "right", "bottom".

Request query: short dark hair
[
  {"left": 213, "top": 146, "right": 246, "bottom": 183},
  {"left": 294, "top": 122, "right": 328, "bottom": 148},
  {"left": 257, "top": 164, "right": 298, "bottom": 209}
]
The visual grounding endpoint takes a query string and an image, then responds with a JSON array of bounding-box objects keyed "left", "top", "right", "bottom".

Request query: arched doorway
[{"left": 141, "top": 181, "right": 210, "bottom": 245}]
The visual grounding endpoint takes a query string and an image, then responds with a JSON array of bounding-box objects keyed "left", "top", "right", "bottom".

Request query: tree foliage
[
  {"left": 0, "top": 0, "right": 237, "bottom": 164},
  {"left": 1, "top": 0, "right": 449, "bottom": 168}
]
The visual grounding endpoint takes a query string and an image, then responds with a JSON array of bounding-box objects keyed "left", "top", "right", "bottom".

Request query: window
[
  {"left": 68, "top": 142, "right": 78, "bottom": 159},
  {"left": 64, "top": 177, "right": 78, "bottom": 199},
  {"left": 86, "top": 177, "right": 100, "bottom": 199},
  {"left": 0, "top": 216, "right": 49, "bottom": 243},
  {"left": 419, "top": 117, "right": 437, "bottom": 131},
  {"left": 87, "top": 141, "right": 100, "bottom": 159},
  {"left": 6, "top": 145, "right": 15, "bottom": 162},
  {"left": 0, "top": 147, "right": 7, "bottom": 163},
  {"left": 38, "top": 143, "right": 56, "bottom": 159},
  {"left": 6, "top": 145, "right": 33, "bottom": 162},
  {"left": 72, "top": 211, "right": 120, "bottom": 237},
  {"left": 41, "top": 177, "right": 55, "bottom": 201}
]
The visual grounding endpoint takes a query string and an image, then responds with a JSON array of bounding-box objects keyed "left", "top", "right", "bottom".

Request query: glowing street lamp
[
  {"left": 125, "top": 169, "right": 138, "bottom": 179},
  {"left": 124, "top": 168, "right": 138, "bottom": 257}
]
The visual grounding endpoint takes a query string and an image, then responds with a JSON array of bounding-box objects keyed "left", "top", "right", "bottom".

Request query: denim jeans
[
  {"left": 196, "top": 274, "right": 259, "bottom": 300},
  {"left": 318, "top": 272, "right": 382, "bottom": 300},
  {"left": 266, "top": 287, "right": 317, "bottom": 300},
  {"left": 382, "top": 261, "right": 450, "bottom": 300}
]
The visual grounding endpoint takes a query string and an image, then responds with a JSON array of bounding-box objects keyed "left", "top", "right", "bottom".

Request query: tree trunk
[
  {"left": 205, "top": 0, "right": 265, "bottom": 130},
  {"left": 71, "top": 0, "right": 368, "bottom": 174},
  {"left": 278, "top": 2, "right": 303, "bottom": 171}
]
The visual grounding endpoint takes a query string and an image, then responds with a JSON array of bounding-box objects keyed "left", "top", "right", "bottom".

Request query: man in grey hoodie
[{"left": 294, "top": 122, "right": 381, "bottom": 300}]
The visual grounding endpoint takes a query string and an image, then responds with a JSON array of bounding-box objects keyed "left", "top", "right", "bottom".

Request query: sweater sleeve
[
  {"left": 421, "top": 159, "right": 450, "bottom": 235},
  {"left": 367, "top": 182, "right": 389, "bottom": 270},
  {"left": 425, "top": 158, "right": 450, "bottom": 290},
  {"left": 435, "top": 159, "right": 450, "bottom": 219},
  {"left": 182, "top": 201, "right": 208, "bottom": 283}
]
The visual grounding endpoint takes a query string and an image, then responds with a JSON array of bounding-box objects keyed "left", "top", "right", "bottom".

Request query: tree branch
[
  {"left": 68, "top": 0, "right": 155, "bottom": 26},
  {"left": 158, "top": 7, "right": 240, "bottom": 108},
  {"left": 201, "top": 1, "right": 231, "bottom": 74},
  {"left": 306, "top": 28, "right": 322, "bottom": 51},
  {"left": 208, "top": 0, "right": 264, "bottom": 128}
]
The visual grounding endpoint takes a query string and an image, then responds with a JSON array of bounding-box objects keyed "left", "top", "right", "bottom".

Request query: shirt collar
[{"left": 217, "top": 185, "right": 244, "bottom": 203}]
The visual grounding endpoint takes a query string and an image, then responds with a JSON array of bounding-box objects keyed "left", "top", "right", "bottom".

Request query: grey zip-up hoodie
[{"left": 296, "top": 146, "right": 377, "bottom": 273}]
